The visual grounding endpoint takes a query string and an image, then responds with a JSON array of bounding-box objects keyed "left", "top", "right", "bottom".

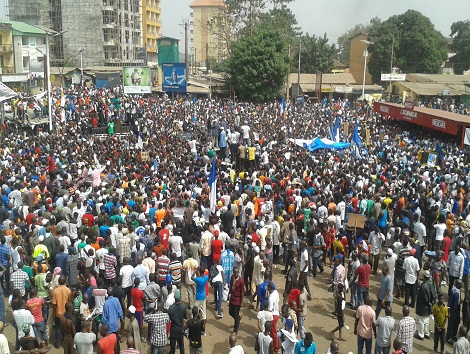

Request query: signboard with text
[
  {"left": 162, "top": 63, "right": 187, "bottom": 93},
  {"left": 381, "top": 73, "right": 406, "bottom": 81},
  {"left": 373, "top": 102, "right": 458, "bottom": 135}
]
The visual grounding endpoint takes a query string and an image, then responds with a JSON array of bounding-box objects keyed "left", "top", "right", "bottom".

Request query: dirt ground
[{"left": 3, "top": 262, "right": 447, "bottom": 354}]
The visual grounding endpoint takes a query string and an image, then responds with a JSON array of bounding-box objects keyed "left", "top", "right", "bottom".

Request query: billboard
[
  {"left": 162, "top": 63, "right": 186, "bottom": 93},
  {"left": 381, "top": 73, "right": 406, "bottom": 81},
  {"left": 123, "top": 67, "right": 151, "bottom": 94}
]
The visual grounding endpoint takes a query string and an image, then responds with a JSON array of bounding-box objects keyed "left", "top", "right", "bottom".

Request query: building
[
  {"left": 288, "top": 72, "right": 383, "bottom": 101},
  {"left": 0, "top": 20, "right": 46, "bottom": 91},
  {"left": 142, "top": 0, "right": 162, "bottom": 66},
  {"left": 389, "top": 73, "right": 470, "bottom": 105},
  {"left": 157, "top": 37, "right": 179, "bottom": 65},
  {"left": 349, "top": 33, "right": 373, "bottom": 86},
  {"left": 7, "top": 0, "right": 145, "bottom": 68},
  {"left": 190, "top": 0, "right": 227, "bottom": 67}
]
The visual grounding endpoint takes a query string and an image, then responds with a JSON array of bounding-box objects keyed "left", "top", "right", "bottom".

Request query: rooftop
[
  {"left": 0, "top": 20, "right": 46, "bottom": 37},
  {"left": 190, "top": 0, "right": 225, "bottom": 7}
]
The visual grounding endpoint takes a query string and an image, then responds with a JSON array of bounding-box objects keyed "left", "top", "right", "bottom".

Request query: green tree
[
  {"left": 225, "top": 0, "right": 293, "bottom": 37},
  {"left": 368, "top": 10, "right": 447, "bottom": 83},
  {"left": 226, "top": 27, "right": 289, "bottom": 101},
  {"left": 292, "top": 33, "right": 337, "bottom": 74},
  {"left": 450, "top": 21, "right": 470, "bottom": 74},
  {"left": 336, "top": 17, "right": 381, "bottom": 66}
]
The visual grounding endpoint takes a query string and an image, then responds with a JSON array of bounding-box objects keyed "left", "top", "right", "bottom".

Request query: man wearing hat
[
  {"left": 168, "top": 289, "right": 187, "bottom": 354},
  {"left": 415, "top": 270, "right": 436, "bottom": 340},
  {"left": 403, "top": 248, "right": 420, "bottom": 308},
  {"left": 126, "top": 305, "right": 142, "bottom": 353}
]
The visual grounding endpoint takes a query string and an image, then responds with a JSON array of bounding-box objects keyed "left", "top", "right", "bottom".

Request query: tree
[
  {"left": 226, "top": 27, "right": 289, "bottom": 101},
  {"left": 336, "top": 17, "right": 381, "bottom": 66},
  {"left": 450, "top": 21, "right": 470, "bottom": 74},
  {"left": 292, "top": 33, "right": 337, "bottom": 74},
  {"left": 368, "top": 10, "right": 447, "bottom": 83},
  {"left": 224, "top": 0, "right": 293, "bottom": 38}
]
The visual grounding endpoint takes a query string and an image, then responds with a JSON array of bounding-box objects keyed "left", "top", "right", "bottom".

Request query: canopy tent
[
  {"left": 0, "top": 82, "right": 18, "bottom": 103},
  {"left": 305, "top": 137, "right": 351, "bottom": 151}
]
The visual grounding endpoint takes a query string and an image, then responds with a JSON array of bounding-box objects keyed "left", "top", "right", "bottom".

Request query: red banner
[{"left": 373, "top": 102, "right": 458, "bottom": 135}]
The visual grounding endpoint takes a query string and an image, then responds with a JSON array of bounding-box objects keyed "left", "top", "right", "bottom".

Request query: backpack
[{"left": 209, "top": 264, "right": 219, "bottom": 284}]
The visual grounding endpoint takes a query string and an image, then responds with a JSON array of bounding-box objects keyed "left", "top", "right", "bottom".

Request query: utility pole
[
  {"left": 184, "top": 20, "right": 189, "bottom": 84},
  {"left": 389, "top": 32, "right": 394, "bottom": 102},
  {"left": 297, "top": 41, "right": 301, "bottom": 97}
]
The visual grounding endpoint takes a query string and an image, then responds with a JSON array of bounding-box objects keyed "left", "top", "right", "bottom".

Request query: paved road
[{"left": 3, "top": 261, "right": 444, "bottom": 354}]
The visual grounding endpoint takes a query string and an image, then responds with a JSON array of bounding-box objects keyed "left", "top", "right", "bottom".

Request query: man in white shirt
[
  {"left": 448, "top": 247, "right": 464, "bottom": 298},
  {"left": 168, "top": 233, "right": 184, "bottom": 263},
  {"left": 119, "top": 257, "right": 135, "bottom": 308},
  {"left": 368, "top": 226, "right": 385, "bottom": 275},
  {"left": 268, "top": 282, "right": 280, "bottom": 352},
  {"left": 299, "top": 242, "right": 311, "bottom": 300},
  {"left": 228, "top": 333, "right": 245, "bottom": 354},
  {"left": 403, "top": 248, "right": 420, "bottom": 308},
  {"left": 413, "top": 215, "right": 427, "bottom": 253}
]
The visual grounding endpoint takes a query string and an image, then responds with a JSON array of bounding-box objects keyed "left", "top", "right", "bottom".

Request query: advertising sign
[
  {"left": 123, "top": 67, "right": 151, "bottom": 94},
  {"left": 162, "top": 63, "right": 187, "bottom": 93},
  {"left": 381, "top": 73, "right": 406, "bottom": 81},
  {"left": 373, "top": 102, "right": 458, "bottom": 135}
]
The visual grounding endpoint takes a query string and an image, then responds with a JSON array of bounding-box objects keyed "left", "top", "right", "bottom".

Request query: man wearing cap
[
  {"left": 168, "top": 289, "right": 187, "bottom": 354},
  {"left": 126, "top": 305, "right": 142, "bottom": 353},
  {"left": 403, "top": 248, "right": 420, "bottom": 308},
  {"left": 13, "top": 299, "right": 35, "bottom": 351},
  {"left": 415, "top": 270, "right": 436, "bottom": 340}
]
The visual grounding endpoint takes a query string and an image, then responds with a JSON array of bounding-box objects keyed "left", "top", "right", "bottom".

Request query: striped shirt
[
  {"left": 157, "top": 256, "right": 170, "bottom": 283},
  {"left": 103, "top": 253, "right": 117, "bottom": 280},
  {"left": 169, "top": 261, "right": 182, "bottom": 284}
]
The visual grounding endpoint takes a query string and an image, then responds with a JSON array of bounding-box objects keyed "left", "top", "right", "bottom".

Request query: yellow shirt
[
  {"left": 33, "top": 244, "right": 50, "bottom": 259},
  {"left": 247, "top": 147, "right": 256, "bottom": 161}
]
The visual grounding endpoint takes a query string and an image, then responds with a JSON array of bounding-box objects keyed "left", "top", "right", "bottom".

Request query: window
[{"left": 29, "top": 37, "right": 37, "bottom": 46}]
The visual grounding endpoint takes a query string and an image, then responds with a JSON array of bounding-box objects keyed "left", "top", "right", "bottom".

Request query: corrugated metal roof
[
  {"left": 1, "top": 20, "right": 46, "bottom": 36},
  {"left": 289, "top": 73, "right": 356, "bottom": 87},
  {"left": 406, "top": 73, "right": 470, "bottom": 84},
  {"left": 190, "top": 0, "right": 224, "bottom": 7},
  {"left": 400, "top": 82, "right": 468, "bottom": 96}
]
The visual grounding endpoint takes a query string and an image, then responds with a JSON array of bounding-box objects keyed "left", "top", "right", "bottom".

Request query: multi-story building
[
  {"left": 142, "top": 0, "right": 162, "bottom": 66},
  {"left": 7, "top": 0, "right": 145, "bottom": 68},
  {"left": 0, "top": 20, "right": 46, "bottom": 91},
  {"left": 190, "top": 0, "right": 227, "bottom": 67}
]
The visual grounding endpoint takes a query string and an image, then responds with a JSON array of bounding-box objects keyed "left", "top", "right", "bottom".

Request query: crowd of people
[{"left": 0, "top": 85, "right": 469, "bottom": 354}]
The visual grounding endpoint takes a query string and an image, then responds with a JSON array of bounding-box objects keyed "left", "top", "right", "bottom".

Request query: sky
[{"left": 161, "top": 0, "right": 470, "bottom": 44}]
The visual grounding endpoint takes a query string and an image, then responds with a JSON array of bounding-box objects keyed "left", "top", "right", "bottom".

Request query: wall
[{"left": 349, "top": 33, "right": 373, "bottom": 85}]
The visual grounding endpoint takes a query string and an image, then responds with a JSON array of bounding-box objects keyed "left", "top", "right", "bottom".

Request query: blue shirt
[
  {"left": 102, "top": 296, "right": 123, "bottom": 333},
  {"left": 56, "top": 253, "right": 68, "bottom": 276},
  {"left": 463, "top": 250, "right": 469, "bottom": 276},
  {"left": 258, "top": 281, "right": 276, "bottom": 309},
  {"left": 221, "top": 250, "right": 234, "bottom": 284},
  {"left": 194, "top": 275, "right": 208, "bottom": 301},
  {"left": 0, "top": 244, "right": 10, "bottom": 267},
  {"left": 219, "top": 130, "right": 227, "bottom": 148},
  {"left": 294, "top": 339, "right": 316, "bottom": 354}
]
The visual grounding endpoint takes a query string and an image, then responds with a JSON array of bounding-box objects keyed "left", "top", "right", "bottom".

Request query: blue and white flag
[
  {"left": 209, "top": 158, "right": 217, "bottom": 213},
  {"left": 351, "top": 123, "right": 363, "bottom": 158},
  {"left": 280, "top": 97, "right": 286, "bottom": 116}
]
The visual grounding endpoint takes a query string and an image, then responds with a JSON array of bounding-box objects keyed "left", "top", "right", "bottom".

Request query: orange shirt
[
  {"left": 52, "top": 285, "right": 72, "bottom": 317},
  {"left": 155, "top": 209, "right": 166, "bottom": 228}
]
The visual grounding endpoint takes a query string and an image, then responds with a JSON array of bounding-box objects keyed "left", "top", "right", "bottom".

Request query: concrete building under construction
[{"left": 6, "top": 0, "right": 148, "bottom": 68}]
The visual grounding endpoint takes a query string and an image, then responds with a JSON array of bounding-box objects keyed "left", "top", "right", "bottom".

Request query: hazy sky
[{"left": 161, "top": 0, "right": 470, "bottom": 44}]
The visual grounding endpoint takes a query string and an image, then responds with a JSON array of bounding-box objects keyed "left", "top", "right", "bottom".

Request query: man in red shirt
[
  {"left": 130, "top": 278, "right": 145, "bottom": 332},
  {"left": 228, "top": 267, "right": 245, "bottom": 334},
  {"left": 159, "top": 223, "right": 170, "bottom": 251},
  {"left": 350, "top": 255, "right": 371, "bottom": 309},
  {"left": 98, "top": 324, "right": 117, "bottom": 354},
  {"left": 27, "top": 287, "right": 48, "bottom": 347},
  {"left": 211, "top": 231, "right": 224, "bottom": 264}
]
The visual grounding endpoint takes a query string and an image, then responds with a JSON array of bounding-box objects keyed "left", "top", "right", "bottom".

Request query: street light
[
  {"left": 360, "top": 39, "right": 373, "bottom": 100},
  {"left": 79, "top": 48, "right": 85, "bottom": 87},
  {"left": 45, "top": 30, "right": 67, "bottom": 132}
]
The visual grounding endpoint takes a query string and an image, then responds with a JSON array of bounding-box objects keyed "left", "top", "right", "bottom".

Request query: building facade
[
  {"left": 349, "top": 33, "right": 373, "bottom": 86},
  {"left": 190, "top": 0, "right": 227, "bottom": 67},
  {"left": 142, "top": 0, "right": 162, "bottom": 67},
  {"left": 0, "top": 20, "right": 46, "bottom": 91},
  {"left": 7, "top": 0, "right": 145, "bottom": 68}
]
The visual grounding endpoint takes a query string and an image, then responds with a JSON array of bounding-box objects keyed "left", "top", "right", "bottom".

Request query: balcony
[
  {"left": 0, "top": 44, "right": 13, "bottom": 54},
  {"left": 0, "top": 66, "right": 14, "bottom": 74}
]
